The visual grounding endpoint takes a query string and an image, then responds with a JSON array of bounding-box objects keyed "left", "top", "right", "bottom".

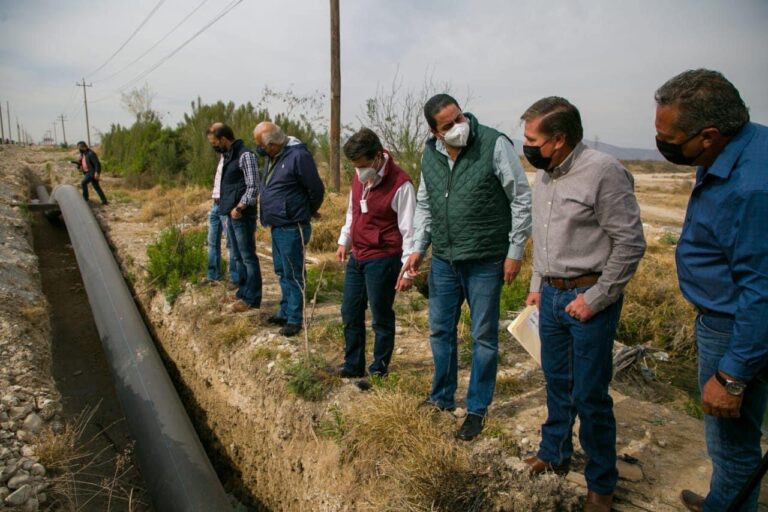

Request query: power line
[
  {"left": 116, "top": 0, "right": 242, "bottom": 93},
  {"left": 94, "top": 0, "right": 211, "bottom": 84},
  {"left": 87, "top": 0, "right": 167, "bottom": 79}
]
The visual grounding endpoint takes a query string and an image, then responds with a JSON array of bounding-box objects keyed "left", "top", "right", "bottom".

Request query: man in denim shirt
[{"left": 655, "top": 69, "right": 768, "bottom": 512}]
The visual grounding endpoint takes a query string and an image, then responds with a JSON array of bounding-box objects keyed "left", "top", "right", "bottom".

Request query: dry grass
[
  {"left": 133, "top": 185, "right": 209, "bottom": 224},
  {"left": 309, "top": 192, "right": 347, "bottom": 253},
  {"left": 213, "top": 315, "right": 254, "bottom": 351}
]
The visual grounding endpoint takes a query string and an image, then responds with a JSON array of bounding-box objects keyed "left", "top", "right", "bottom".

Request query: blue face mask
[{"left": 255, "top": 146, "right": 269, "bottom": 157}]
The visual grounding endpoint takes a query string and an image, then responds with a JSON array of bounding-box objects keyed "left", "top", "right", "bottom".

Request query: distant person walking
[
  {"left": 655, "top": 69, "right": 768, "bottom": 512},
  {"left": 253, "top": 121, "right": 325, "bottom": 337},
  {"left": 205, "top": 122, "right": 239, "bottom": 285},
  {"left": 335, "top": 128, "right": 416, "bottom": 378},
  {"left": 209, "top": 124, "right": 262, "bottom": 312},
  {"left": 72, "top": 141, "right": 107, "bottom": 205}
]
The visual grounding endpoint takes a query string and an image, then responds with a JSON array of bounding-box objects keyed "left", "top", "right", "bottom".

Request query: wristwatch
[{"left": 715, "top": 372, "right": 747, "bottom": 396}]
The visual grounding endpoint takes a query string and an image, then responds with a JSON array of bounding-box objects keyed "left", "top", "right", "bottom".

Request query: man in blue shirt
[{"left": 655, "top": 69, "right": 768, "bottom": 512}]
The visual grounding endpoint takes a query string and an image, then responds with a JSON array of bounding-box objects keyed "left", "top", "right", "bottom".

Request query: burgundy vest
[{"left": 350, "top": 152, "right": 412, "bottom": 262}]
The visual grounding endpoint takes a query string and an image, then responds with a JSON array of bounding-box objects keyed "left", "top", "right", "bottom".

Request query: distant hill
[{"left": 511, "top": 139, "right": 664, "bottom": 161}]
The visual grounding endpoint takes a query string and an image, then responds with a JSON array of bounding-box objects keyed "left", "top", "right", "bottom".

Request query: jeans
[
  {"left": 207, "top": 202, "right": 239, "bottom": 282},
  {"left": 227, "top": 211, "right": 262, "bottom": 307},
  {"left": 697, "top": 314, "right": 768, "bottom": 512},
  {"left": 81, "top": 172, "right": 107, "bottom": 204},
  {"left": 537, "top": 283, "right": 622, "bottom": 495},
  {"left": 341, "top": 254, "right": 401, "bottom": 375},
  {"left": 271, "top": 224, "right": 311, "bottom": 326},
  {"left": 427, "top": 255, "right": 503, "bottom": 416}
]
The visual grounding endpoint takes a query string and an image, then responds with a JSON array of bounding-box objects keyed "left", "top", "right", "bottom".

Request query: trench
[{"left": 31, "top": 211, "right": 151, "bottom": 511}]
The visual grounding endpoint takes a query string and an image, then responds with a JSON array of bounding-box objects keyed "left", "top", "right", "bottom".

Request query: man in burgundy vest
[{"left": 335, "top": 128, "right": 416, "bottom": 378}]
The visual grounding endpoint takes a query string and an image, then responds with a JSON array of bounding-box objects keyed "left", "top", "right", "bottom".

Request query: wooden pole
[
  {"left": 76, "top": 78, "right": 93, "bottom": 146},
  {"left": 329, "top": 0, "right": 340, "bottom": 191}
]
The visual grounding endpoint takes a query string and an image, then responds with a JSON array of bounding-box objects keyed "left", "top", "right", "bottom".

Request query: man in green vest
[{"left": 402, "top": 94, "right": 532, "bottom": 440}]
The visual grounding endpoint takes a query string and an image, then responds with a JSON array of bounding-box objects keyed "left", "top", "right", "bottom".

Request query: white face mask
[
  {"left": 442, "top": 121, "right": 470, "bottom": 147},
  {"left": 356, "top": 166, "right": 378, "bottom": 183}
]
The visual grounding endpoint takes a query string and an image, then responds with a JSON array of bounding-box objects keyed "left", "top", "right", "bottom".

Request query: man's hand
[
  {"left": 403, "top": 252, "right": 424, "bottom": 275},
  {"left": 336, "top": 244, "right": 348, "bottom": 262},
  {"left": 525, "top": 292, "right": 541, "bottom": 309},
  {"left": 503, "top": 258, "right": 522, "bottom": 284},
  {"left": 312, "top": 211, "right": 322, "bottom": 219},
  {"left": 230, "top": 205, "right": 243, "bottom": 220},
  {"left": 564, "top": 293, "right": 595, "bottom": 322},
  {"left": 702, "top": 373, "right": 743, "bottom": 418},
  {"left": 395, "top": 274, "right": 413, "bottom": 292},
  {"left": 94, "top": 173, "right": 100, "bottom": 181}
]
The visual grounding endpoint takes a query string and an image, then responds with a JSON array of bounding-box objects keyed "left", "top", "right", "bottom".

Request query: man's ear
[
  {"left": 552, "top": 133, "right": 567, "bottom": 151},
  {"left": 700, "top": 127, "right": 721, "bottom": 149}
]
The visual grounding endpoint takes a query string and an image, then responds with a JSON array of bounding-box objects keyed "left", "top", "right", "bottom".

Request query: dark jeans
[
  {"left": 427, "top": 255, "right": 504, "bottom": 416},
  {"left": 81, "top": 172, "right": 107, "bottom": 204},
  {"left": 341, "top": 254, "right": 401, "bottom": 376},
  {"left": 271, "top": 224, "right": 311, "bottom": 325},
  {"left": 537, "top": 283, "right": 622, "bottom": 495},
  {"left": 227, "top": 212, "right": 262, "bottom": 307},
  {"left": 207, "top": 202, "right": 238, "bottom": 282},
  {"left": 697, "top": 314, "right": 768, "bottom": 512}
]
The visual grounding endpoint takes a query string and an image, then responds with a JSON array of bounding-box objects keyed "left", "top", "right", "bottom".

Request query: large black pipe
[{"left": 50, "top": 185, "right": 231, "bottom": 512}]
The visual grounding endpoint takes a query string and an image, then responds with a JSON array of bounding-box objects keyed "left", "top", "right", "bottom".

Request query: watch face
[{"left": 726, "top": 381, "right": 746, "bottom": 395}]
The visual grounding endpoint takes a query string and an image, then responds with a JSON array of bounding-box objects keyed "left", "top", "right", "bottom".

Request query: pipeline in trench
[{"left": 31, "top": 184, "right": 258, "bottom": 511}]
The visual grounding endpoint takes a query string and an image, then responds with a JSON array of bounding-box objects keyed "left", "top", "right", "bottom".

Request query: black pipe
[{"left": 50, "top": 185, "right": 231, "bottom": 512}]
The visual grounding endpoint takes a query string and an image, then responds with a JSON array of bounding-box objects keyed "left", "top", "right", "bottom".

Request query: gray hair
[
  {"left": 655, "top": 69, "right": 749, "bottom": 136},
  {"left": 520, "top": 96, "right": 583, "bottom": 147},
  {"left": 255, "top": 123, "right": 287, "bottom": 145}
]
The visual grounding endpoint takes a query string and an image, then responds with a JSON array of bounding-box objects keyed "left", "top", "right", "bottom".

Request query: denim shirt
[{"left": 676, "top": 122, "right": 768, "bottom": 382}]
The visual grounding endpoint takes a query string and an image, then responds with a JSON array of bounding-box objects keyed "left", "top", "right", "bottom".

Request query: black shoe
[
  {"left": 267, "top": 315, "right": 288, "bottom": 326},
  {"left": 331, "top": 365, "right": 364, "bottom": 378},
  {"left": 368, "top": 370, "right": 388, "bottom": 379},
  {"left": 418, "top": 398, "right": 456, "bottom": 413},
  {"left": 279, "top": 323, "right": 302, "bottom": 337},
  {"left": 456, "top": 413, "right": 484, "bottom": 441}
]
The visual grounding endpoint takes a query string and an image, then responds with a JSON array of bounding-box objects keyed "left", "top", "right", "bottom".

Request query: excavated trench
[{"left": 31, "top": 211, "right": 151, "bottom": 511}]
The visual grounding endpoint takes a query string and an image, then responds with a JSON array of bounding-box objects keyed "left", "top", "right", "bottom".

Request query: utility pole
[
  {"left": 6, "top": 102, "right": 11, "bottom": 143},
  {"left": 16, "top": 118, "right": 20, "bottom": 145},
  {"left": 0, "top": 100, "right": 4, "bottom": 142},
  {"left": 329, "top": 0, "right": 340, "bottom": 191},
  {"left": 59, "top": 114, "right": 68, "bottom": 147},
  {"left": 52, "top": 121, "right": 58, "bottom": 145},
  {"left": 76, "top": 78, "right": 93, "bottom": 146}
]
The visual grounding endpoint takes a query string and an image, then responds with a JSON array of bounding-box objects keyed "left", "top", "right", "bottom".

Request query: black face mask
[
  {"left": 213, "top": 146, "right": 225, "bottom": 154},
  {"left": 255, "top": 146, "right": 269, "bottom": 157},
  {"left": 655, "top": 131, "right": 704, "bottom": 166},
  {"left": 79, "top": 148, "right": 87, "bottom": 154},
  {"left": 523, "top": 144, "right": 553, "bottom": 171}
]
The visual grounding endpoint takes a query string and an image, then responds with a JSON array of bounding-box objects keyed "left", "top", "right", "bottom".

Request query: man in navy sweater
[{"left": 253, "top": 122, "right": 325, "bottom": 337}]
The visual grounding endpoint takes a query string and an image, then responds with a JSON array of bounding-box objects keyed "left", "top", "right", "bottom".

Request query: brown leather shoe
[
  {"left": 231, "top": 300, "right": 255, "bottom": 313},
  {"left": 680, "top": 490, "right": 704, "bottom": 512},
  {"left": 583, "top": 490, "right": 613, "bottom": 512},
  {"left": 523, "top": 455, "right": 571, "bottom": 476}
]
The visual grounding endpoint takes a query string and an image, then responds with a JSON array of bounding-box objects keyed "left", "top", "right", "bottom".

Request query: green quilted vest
[{"left": 420, "top": 113, "right": 511, "bottom": 262}]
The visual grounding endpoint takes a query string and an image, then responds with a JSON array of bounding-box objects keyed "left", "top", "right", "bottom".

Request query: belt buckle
[{"left": 563, "top": 278, "right": 573, "bottom": 289}]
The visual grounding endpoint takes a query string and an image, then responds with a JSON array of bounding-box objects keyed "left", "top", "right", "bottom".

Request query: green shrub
[
  {"left": 499, "top": 279, "right": 528, "bottom": 317},
  {"left": 285, "top": 355, "right": 337, "bottom": 401},
  {"left": 146, "top": 226, "right": 207, "bottom": 302}
]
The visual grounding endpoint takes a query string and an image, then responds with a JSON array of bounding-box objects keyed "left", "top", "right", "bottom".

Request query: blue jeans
[
  {"left": 227, "top": 211, "right": 262, "bottom": 307},
  {"left": 207, "top": 202, "right": 238, "bottom": 282},
  {"left": 81, "top": 172, "right": 107, "bottom": 204},
  {"left": 427, "top": 255, "right": 503, "bottom": 416},
  {"left": 341, "top": 254, "right": 401, "bottom": 375},
  {"left": 271, "top": 224, "right": 311, "bottom": 326},
  {"left": 697, "top": 314, "right": 768, "bottom": 512},
  {"left": 537, "top": 283, "right": 622, "bottom": 495}
]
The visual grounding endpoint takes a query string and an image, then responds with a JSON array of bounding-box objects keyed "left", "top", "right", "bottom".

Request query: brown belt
[{"left": 545, "top": 273, "right": 601, "bottom": 290}]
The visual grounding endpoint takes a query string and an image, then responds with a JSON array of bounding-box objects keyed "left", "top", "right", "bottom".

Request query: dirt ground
[{"left": 11, "top": 144, "right": 767, "bottom": 511}]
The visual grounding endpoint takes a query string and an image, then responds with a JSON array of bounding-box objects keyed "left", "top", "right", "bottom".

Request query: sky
[{"left": 0, "top": 0, "right": 766, "bottom": 149}]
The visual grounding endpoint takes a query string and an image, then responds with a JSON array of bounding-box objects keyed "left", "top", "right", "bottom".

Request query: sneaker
[
  {"left": 279, "top": 323, "right": 302, "bottom": 337},
  {"left": 456, "top": 413, "right": 484, "bottom": 441},
  {"left": 267, "top": 315, "right": 288, "bottom": 326},
  {"left": 417, "top": 398, "right": 456, "bottom": 413},
  {"left": 231, "top": 300, "right": 257, "bottom": 313}
]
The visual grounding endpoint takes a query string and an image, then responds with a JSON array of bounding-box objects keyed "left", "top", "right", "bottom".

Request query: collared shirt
[
  {"left": 412, "top": 136, "right": 532, "bottom": 260},
  {"left": 338, "top": 153, "right": 417, "bottom": 265},
  {"left": 237, "top": 151, "right": 259, "bottom": 206},
  {"left": 529, "top": 142, "right": 646, "bottom": 313},
  {"left": 676, "top": 122, "right": 768, "bottom": 382},
  {"left": 211, "top": 156, "right": 224, "bottom": 199}
]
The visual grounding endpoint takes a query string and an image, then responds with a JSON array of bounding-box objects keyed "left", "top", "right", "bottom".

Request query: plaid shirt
[{"left": 238, "top": 151, "right": 259, "bottom": 206}]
